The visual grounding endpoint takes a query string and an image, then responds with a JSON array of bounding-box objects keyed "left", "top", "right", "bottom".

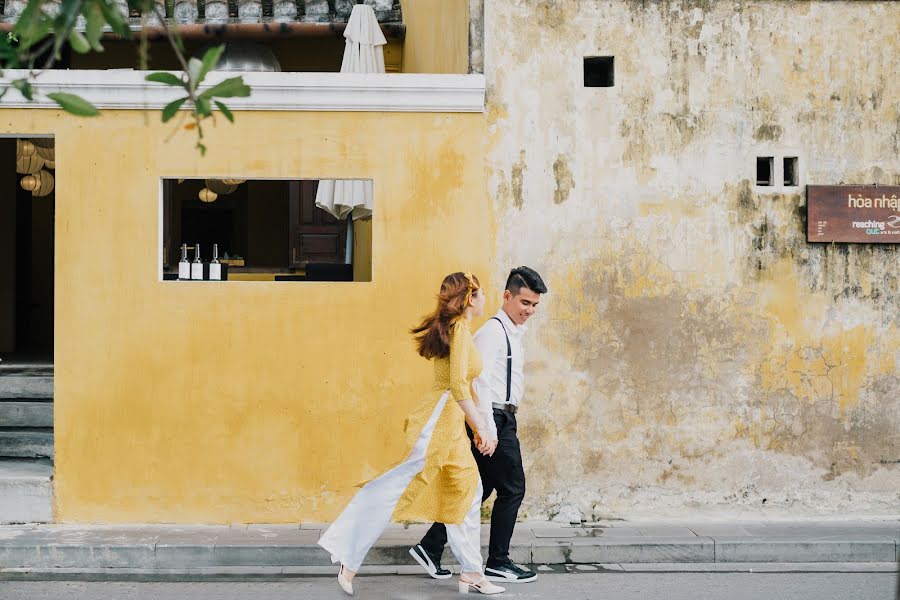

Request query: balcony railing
[{"left": 0, "top": 0, "right": 402, "bottom": 27}]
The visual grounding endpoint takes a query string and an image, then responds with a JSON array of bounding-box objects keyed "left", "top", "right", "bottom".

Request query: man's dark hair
[{"left": 505, "top": 266, "right": 547, "bottom": 296}]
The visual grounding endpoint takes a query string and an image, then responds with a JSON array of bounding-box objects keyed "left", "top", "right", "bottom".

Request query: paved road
[{"left": 1, "top": 571, "right": 898, "bottom": 600}]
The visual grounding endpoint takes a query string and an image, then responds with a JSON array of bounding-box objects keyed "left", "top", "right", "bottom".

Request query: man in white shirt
[{"left": 410, "top": 266, "right": 547, "bottom": 584}]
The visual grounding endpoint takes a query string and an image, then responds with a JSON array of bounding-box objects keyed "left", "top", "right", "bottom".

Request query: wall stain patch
[{"left": 553, "top": 154, "right": 574, "bottom": 204}]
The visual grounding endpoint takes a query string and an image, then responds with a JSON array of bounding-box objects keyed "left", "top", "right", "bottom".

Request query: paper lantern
[
  {"left": 29, "top": 139, "right": 54, "bottom": 160},
  {"left": 221, "top": 178, "right": 245, "bottom": 185},
  {"left": 16, "top": 139, "right": 36, "bottom": 158},
  {"left": 31, "top": 170, "right": 54, "bottom": 197},
  {"left": 20, "top": 174, "right": 39, "bottom": 192},
  {"left": 205, "top": 179, "right": 237, "bottom": 195},
  {"left": 35, "top": 145, "right": 54, "bottom": 161},
  {"left": 16, "top": 153, "right": 44, "bottom": 174},
  {"left": 44, "top": 159, "right": 55, "bottom": 170},
  {"left": 199, "top": 188, "right": 218, "bottom": 203}
]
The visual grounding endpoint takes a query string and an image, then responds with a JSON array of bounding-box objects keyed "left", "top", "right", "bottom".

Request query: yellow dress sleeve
[{"left": 449, "top": 320, "right": 472, "bottom": 402}]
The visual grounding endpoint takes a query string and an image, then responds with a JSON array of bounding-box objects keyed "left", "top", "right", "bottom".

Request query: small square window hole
[
  {"left": 756, "top": 157, "right": 774, "bottom": 186},
  {"left": 783, "top": 157, "right": 798, "bottom": 186},
  {"left": 584, "top": 56, "right": 614, "bottom": 87}
]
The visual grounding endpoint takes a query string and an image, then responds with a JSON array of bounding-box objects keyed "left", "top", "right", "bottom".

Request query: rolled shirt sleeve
[{"left": 472, "top": 320, "right": 506, "bottom": 442}]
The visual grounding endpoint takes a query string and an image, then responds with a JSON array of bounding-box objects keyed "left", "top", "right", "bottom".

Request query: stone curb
[{"left": 0, "top": 538, "right": 896, "bottom": 569}]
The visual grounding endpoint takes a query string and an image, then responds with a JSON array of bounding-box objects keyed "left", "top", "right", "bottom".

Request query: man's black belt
[{"left": 492, "top": 402, "right": 517, "bottom": 415}]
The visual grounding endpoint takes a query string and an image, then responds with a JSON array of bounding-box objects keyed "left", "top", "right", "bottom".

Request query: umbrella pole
[{"left": 345, "top": 218, "right": 354, "bottom": 265}]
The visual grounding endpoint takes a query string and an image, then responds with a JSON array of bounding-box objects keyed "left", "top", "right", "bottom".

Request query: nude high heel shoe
[
  {"left": 458, "top": 574, "right": 505, "bottom": 595},
  {"left": 337, "top": 564, "right": 354, "bottom": 596}
]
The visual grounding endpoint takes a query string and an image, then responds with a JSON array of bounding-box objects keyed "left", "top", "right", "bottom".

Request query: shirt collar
[{"left": 495, "top": 308, "right": 527, "bottom": 335}]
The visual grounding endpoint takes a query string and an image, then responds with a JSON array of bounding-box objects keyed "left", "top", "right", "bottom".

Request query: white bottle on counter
[
  {"left": 178, "top": 244, "right": 190, "bottom": 280},
  {"left": 209, "top": 244, "right": 222, "bottom": 281},
  {"left": 191, "top": 243, "right": 204, "bottom": 280}
]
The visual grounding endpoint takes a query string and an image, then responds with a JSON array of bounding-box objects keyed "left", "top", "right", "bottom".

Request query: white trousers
[{"left": 318, "top": 392, "right": 484, "bottom": 573}]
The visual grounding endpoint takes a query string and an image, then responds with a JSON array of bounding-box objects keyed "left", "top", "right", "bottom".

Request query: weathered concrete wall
[{"left": 484, "top": 0, "right": 900, "bottom": 519}]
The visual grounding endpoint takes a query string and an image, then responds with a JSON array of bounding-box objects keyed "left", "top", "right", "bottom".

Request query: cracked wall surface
[{"left": 484, "top": 0, "right": 900, "bottom": 519}]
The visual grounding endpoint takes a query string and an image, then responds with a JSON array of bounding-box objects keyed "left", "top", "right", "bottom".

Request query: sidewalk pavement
[{"left": 0, "top": 518, "right": 898, "bottom": 576}]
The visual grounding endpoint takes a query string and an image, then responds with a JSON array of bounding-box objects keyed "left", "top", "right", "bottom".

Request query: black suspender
[{"left": 490, "top": 317, "right": 512, "bottom": 404}]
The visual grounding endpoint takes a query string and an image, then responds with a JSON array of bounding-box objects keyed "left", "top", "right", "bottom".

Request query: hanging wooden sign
[{"left": 807, "top": 185, "right": 900, "bottom": 243}]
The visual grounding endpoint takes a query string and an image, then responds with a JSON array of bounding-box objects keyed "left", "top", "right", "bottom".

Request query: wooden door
[{"left": 289, "top": 181, "right": 348, "bottom": 268}]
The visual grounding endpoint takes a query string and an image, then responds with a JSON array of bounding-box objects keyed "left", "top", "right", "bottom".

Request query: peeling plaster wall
[{"left": 484, "top": 0, "right": 900, "bottom": 519}]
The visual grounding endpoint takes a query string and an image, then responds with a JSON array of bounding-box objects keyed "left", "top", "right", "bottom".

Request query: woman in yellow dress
[{"left": 318, "top": 272, "right": 505, "bottom": 596}]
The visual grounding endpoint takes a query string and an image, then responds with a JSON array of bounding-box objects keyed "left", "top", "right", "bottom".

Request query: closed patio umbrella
[{"left": 315, "top": 3, "right": 385, "bottom": 222}]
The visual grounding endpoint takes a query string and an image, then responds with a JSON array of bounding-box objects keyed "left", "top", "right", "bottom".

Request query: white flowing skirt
[{"left": 318, "top": 392, "right": 483, "bottom": 572}]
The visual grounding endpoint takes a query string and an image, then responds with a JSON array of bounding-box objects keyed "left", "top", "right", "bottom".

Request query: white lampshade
[{"left": 199, "top": 188, "right": 218, "bottom": 203}]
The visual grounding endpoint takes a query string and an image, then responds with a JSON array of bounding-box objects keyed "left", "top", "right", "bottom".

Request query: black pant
[{"left": 420, "top": 408, "right": 525, "bottom": 567}]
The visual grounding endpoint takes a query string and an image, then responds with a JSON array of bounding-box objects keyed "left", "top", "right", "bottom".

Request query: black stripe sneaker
[
  {"left": 409, "top": 544, "right": 452, "bottom": 580},
  {"left": 485, "top": 560, "right": 537, "bottom": 583}
]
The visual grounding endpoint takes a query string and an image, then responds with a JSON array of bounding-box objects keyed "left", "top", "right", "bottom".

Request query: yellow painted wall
[
  {"left": 0, "top": 107, "right": 489, "bottom": 522},
  {"left": 401, "top": 0, "right": 469, "bottom": 74}
]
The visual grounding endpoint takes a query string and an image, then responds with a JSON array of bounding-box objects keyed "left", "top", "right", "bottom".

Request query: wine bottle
[
  {"left": 178, "top": 243, "right": 190, "bottom": 280},
  {"left": 209, "top": 243, "right": 222, "bottom": 281},
  {"left": 191, "top": 243, "right": 204, "bottom": 280}
]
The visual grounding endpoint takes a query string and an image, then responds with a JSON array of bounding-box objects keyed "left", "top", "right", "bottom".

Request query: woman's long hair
[{"left": 411, "top": 272, "right": 480, "bottom": 359}]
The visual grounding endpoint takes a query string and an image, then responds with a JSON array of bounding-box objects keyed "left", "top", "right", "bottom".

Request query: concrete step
[
  {"left": 0, "top": 460, "right": 52, "bottom": 524},
  {"left": 0, "top": 402, "right": 53, "bottom": 428},
  {"left": 0, "top": 430, "right": 54, "bottom": 459},
  {"left": 0, "top": 376, "right": 53, "bottom": 400}
]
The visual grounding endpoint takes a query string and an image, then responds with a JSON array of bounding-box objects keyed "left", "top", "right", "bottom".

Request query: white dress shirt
[{"left": 473, "top": 309, "right": 526, "bottom": 442}]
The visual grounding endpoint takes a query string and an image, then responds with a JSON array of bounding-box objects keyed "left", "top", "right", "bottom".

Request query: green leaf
[
  {"left": 12, "top": 79, "right": 34, "bottom": 101},
  {"left": 197, "top": 76, "right": 251, "bottom": 100},
  {"left": 52, "top": 0, "right": 83, "bottom": 57},
  {"left": 97, "top": 0, "right": 130, "bottom": 37},
  {"left": 197, "top": 45, "right": 225, "bottom": 85},
  {"left": 214, "top": 101, "right": 234, "bottom": 123},
  {"left": 68, "top": 30, "right": 91, "bottom": 54},
  {"left": 187, "top": 57, "right": 202, "bottom": 92},
  {"left": 161, "top": 96, "right": 188, "bottom": 122},
  {"left": 13, "top": 0, "right": 52, "bottom": 52},
  {"left": 55, "top": 0, "right": 82, "bottom": 32},
  {"left": 195, "top": 97, "right": 211, "bottom": 117},
  {"left": 47, "top": 92, "right": 100, "bottom": 116},
  {"left": 146, "top": 72, "right": 184, "bottom": 87},
  {"left": 85, "top": 2, "right": 105, "bottom": 52}
]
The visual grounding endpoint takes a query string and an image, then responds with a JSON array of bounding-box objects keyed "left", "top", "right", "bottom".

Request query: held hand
[
  {"left": 474, "top": 432, "right": 497, "bottom": 456},
  {"left": 473, "top": 431, "right": 491, "bottom": 455},
  {"left": 482, "top": 438, "right": 498, "bottom": 457}
]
